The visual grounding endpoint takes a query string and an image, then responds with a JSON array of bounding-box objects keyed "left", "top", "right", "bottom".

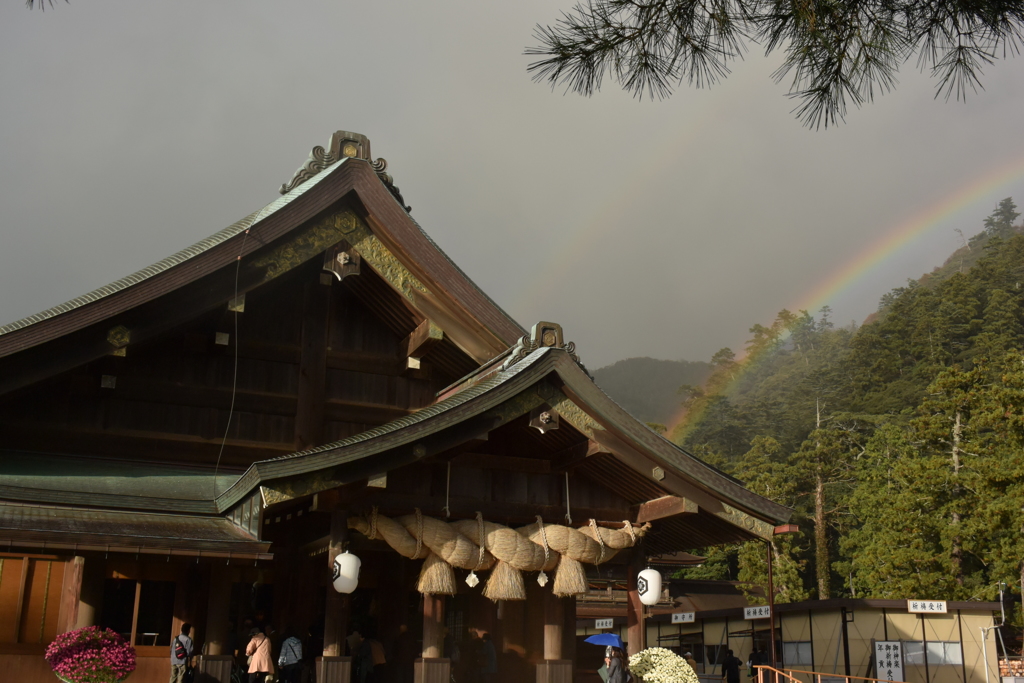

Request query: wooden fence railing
[{"left": 756, "top": 664, "right": 902, "bottom": 683}]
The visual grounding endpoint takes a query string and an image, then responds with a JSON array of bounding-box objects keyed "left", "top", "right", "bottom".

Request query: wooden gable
[{"left": 0, "top": 132, "right": 523, "bottom": 489}]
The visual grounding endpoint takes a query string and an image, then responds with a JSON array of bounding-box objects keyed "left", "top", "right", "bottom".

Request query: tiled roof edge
[{"left": 0, "top": 159, "right": 350, "bottom": 338}]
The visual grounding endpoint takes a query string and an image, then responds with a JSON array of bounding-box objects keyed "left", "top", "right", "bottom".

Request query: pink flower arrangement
[{"left": 45, "top": 626, "right": 137, "bottom": 683}]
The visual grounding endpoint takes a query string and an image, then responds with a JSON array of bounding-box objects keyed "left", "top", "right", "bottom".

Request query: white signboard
[
  {"left": 672, "top": 612, "right": 696, "bottom": 624},
  {"left": 874, "top": 641, "right": 905, "bottom": 682},
  {"left": 907, "top": 600, "right": 947, "bottom": 614},
  {"left": 595, "top": 618, "right": 614, "bottom": 630},
  {"left": 744, "top": 606, "right": 772, "bottom": 620}
]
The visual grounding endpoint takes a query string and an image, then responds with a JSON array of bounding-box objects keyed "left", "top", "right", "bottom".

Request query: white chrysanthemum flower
[{"left": 628, "top": 647, "right": 700, "bottom": 683}]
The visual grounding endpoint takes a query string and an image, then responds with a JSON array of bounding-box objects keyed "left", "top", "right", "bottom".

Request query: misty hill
[{"left": 592, "top": 357, "right": 712, "bottom": 425}]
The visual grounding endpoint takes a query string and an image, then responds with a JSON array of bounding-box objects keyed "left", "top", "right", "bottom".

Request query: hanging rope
[
  {"left": 348, "top": 510, "right": 650, "bottom": 600},
  {"left": 466, "top": 511, "right": 486, "bottom": 588},
  {"left": 536, "top": 515, "right": 551, "bottom": 587},
  {"left": 476, "top": 512, "right": 486, "bottom": 569},
  {"left": 368, "top": 506, "right": 379, "bottom": 540},
  {"left": 589, "top": 519, "right": 607, "bottom": 564},
  {"left": 414, "top": 508, "right": 424, "bottom": 559},
  {"left": 443, "top": 462, "right": 451, "bottom": 519},
  {"left": 564, "top": 472, "right": 572, "bottom": 524},
  {"left": 623, "top": 520, "right": 637, "bottom": 546}
]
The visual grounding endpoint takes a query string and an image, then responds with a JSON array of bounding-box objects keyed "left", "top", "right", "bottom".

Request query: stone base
[
  {"left": 196, "top": 654, "right": 234, "bottom": 683},
  {"left": 536, "top": 659, "right": 574, "bottom": 683},
  {"left": 317, "top": 655, "right": 353, "bottom": 683},
  {"left": 414, "top": 657, "right": 451, "bottom": 683}
]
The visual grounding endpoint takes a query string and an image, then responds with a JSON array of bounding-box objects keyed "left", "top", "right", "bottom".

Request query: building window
[
  {"left": 706, "top": 645, "right": 729, "bottom": 667},
  {"left": 100, "top": 579, "right": 176, "bottom": 647},
  {"left": 783, "top": 641, "right": 813, "bottom": 667},
  {"left": 903, "top": 641, "right": 962, "bottom": 666}
]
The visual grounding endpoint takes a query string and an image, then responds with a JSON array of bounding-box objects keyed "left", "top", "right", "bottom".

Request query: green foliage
[
  {"left": 527, "top": 1, "right": 1024, "bottom": 127},
  {"left": 659, "top": 203, "right": 1024, "bottom": 605}
]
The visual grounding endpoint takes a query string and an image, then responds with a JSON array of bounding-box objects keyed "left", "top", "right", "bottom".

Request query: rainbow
[{"left": 664, "top": 156, "right": 1024, "bottom": 439}]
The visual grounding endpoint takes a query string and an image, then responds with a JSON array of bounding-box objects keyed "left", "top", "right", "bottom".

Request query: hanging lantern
[
  {"left": 332, "top": 551, "right": 361, "bottom": 593},
  {"left": 637, "top": 568, "right": 662, "bottom": 606}
]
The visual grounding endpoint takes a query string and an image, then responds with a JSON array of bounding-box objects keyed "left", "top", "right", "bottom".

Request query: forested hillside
[
  {"left": 592, "top": 357, "right": 712, "bottom": 424},
  {"left": 666, "top": 199, "right": 1024, "bottom": 627}
]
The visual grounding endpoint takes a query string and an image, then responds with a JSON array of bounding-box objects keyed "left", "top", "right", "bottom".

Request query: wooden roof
[
  {"left": 0, "top": 152, "right": 524, "bottom": 394},
  {"left": 0, "top": 132, "right": 791, "bottom": 553},
  {"left": 240, "top": 343, "right": 792, "bottom": 544},
  {"left": 0, "top": 502, "right": 271, "bottom": 559}
]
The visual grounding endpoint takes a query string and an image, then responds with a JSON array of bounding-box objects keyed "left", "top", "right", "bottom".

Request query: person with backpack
[{"left": 170, "top": 623, "right": 194, "bottom": 683}]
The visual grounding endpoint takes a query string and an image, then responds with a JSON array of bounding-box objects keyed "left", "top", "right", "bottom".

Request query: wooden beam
[
  {"left": 634, "top": 495, "right": 699, "bottom": 523},
  {"left": 775, "top": 524, "right": 799, "bottom": 535},
  {"left": 295, "top": 279, "right": 332, "bottom": 449},
  {"left": 401, "top": 319, "right": 444, "bottom": 360},
  {"left": 0, "top": 421, "right": 293, "bottom": 465},
  {"left": 591, "top": 428, "right": 777, "bottom": 540},
  {"left": 259, "top": 414, "right": 502, "bottom": 505},
  {"left": 449, "top": 452, "right": 551, "bottom": 473},
  {"left": 85, "top": 376, "right": 414, "bottom": 424},
  {"left": 237, "top": 340, "right": 408, "bottom": 377},
  {"left": 353, "top": 491, "right": 630, "bottom": 526},
  {"left": 551, "top": 440, "right": 609, "bottom": 472}
]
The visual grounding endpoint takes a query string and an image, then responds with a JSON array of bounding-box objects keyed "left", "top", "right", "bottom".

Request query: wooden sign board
[
  {"left": 595, "top": 618, "right": 614, "bottom": 630},
  {"left": 672, "top": 612, "right": 696, "bottom": 624},
  {"left": 744, "top": 606, "right": 771, "bottom": 620},
  {"left": 874, "top": 641, "right": 905, "bottom": 682},
  {"left": 907, "top": 600, "right": 947, "bottom": 614}
]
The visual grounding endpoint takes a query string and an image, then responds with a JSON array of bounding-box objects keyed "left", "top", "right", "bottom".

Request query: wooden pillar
[
  {"left": 422, "top": 594, "right": 444, "bottom": 658},
  {"left": 56, "top": 556, "right": 84, "bottom": 634},
  {"left": 204, "top": 564, "right": 233, "bottom": 655},
  {"left": 324, "top": 510, "right": 350, "bottom": 656},
  {"left": 537, "top": 592, "right": 573, "bottom": 683},
  {"left": 319, "top": 510, "right": 352, "bottom": 683},
  {"left": 627, "top": 555, "right": 646, "bottom": 656},
  {"left": 76, "top": 555, "right": 105, "bottom": 629},
  {"left": 295, "top": 279, "right": 331, "bottom": 450},
  {"left": 544, "top": 591, "right": 563, "bottom": 660},
  {"left": 415, "top": 594, "right": 450, "bottom": 683}
]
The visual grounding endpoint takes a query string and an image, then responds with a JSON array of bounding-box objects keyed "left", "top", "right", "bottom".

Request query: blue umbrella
[{"left": 584, "top": 632, "right": 624, "bottom": 649}]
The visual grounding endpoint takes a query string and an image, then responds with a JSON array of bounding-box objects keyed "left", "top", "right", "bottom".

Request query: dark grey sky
[{"left": 2, "top": 1, "right": 1023, "bottom": 368}]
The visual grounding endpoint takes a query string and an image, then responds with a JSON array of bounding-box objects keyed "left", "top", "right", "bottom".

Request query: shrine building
[{"left": 0, "top": 131, "right": 792, "bottom": 683}]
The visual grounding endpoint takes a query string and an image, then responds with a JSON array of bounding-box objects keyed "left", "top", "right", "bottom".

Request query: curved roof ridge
[
  {"left": 0, "top": 158, "right": 351, "bottom": 338},
  {"left": 403, "top": 211, "right": 524, "bottom": 338}
]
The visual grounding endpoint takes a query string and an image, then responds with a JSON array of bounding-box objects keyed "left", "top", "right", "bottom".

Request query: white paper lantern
[
  {"left": 637, "top": 568, "right": 662, "bottom": 606},
  {"left": 332, "top": 551, "right": 361, "bottom": 593}
]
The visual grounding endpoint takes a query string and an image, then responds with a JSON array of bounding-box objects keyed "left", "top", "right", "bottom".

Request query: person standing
[
  {"left": 170, "top": 623, "right": 194, "bottom": 683},
  {"left": 606, "top": 646, "right": 631, "bottom": 683},
  {"left": 722, "top": 649, "right": 744, "bottom": 683},
  {"left": 684, "top": 651, "right": 699, "bottom": 672},
  {"left": 277, "top": 627, "right": 303, "bottom": 683},
  {"left": 245, "top": 626, "right": 275, "bottom": 683},
  {"left": 480, "top": 632, "right": 498, "bottom": 683}
]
